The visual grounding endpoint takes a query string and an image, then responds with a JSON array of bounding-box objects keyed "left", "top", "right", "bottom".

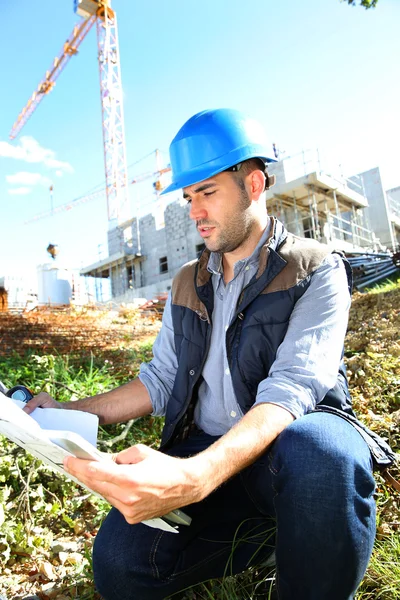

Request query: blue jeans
[{"left": 93, "top": 413, "right": 376, "bottom": 599}]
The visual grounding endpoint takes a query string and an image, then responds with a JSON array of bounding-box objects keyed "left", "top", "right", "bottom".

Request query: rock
[{"left": 51, "top": 539, "right": 78, "bottom": 554}]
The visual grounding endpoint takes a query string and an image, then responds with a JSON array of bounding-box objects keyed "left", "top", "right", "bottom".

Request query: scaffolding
[
  {"left": 265, "top": 150, "right": 377, "bottom": 251},
  {"left": 80, "top": 217, "right": 144, "bottom": 302}
]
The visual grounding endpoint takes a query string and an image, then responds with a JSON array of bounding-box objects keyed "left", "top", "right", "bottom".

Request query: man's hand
[
  {"left": 63, "top": 404, "right": 293, "bottom": 525},
  {"left": 23, "top": 392, "right": 62, "bottom": 414},
  {"left": 63, "top": 444, "right": 204, "bottom": 524},
  {"left": 21, "top": 379, "right": 153, "bottom": 425}
]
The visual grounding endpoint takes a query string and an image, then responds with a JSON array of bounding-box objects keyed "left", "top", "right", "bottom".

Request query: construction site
[{"left": 1, "top": 4, "right": 399, "bottom": 600}]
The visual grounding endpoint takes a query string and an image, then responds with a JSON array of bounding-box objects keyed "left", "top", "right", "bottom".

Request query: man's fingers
[
  {"left": 23, "top": 392, "right": 58, "bottom": 413},
  {"left": 63, "top": 457, "right": 143, "bottom": 521},
  {"left": 114, "top": 443, "right": 155, "bottom": 465},
  {"left": 64, "top": 456, "right": 131, "bottom": 487}
]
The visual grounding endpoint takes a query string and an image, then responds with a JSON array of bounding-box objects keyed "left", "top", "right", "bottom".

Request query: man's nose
[{"left": 189, "top": 198, "right": 207, "bottom": 221}]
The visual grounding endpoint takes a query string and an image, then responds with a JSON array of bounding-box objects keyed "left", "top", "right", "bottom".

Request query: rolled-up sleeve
[
  {"left": 138, "top": 293, "right": 178, "bottom": 416},
  {"left": 254, "top": 253, "right": 351, "bottom": 419}
]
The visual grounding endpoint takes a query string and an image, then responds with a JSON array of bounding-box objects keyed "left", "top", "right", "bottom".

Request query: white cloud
[
  {"left": 45, "top": 157, "right": 74, "bottom": 172},
  {"left": 0, "top": 136, "right": 73, "bottom": 174},
  {"left": 6, "top": 171, "right": 52, "bottom": 187},
  {"left": 55, "top": 170, "right": 63, "bottom": 177},
  {"left": 8, "top": 187, "right": 31, "bottom": 196}
]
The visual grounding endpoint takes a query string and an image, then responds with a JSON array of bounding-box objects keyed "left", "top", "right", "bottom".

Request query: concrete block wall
[
  {"left": 164, "top": 201, "right": 200, "bottom": 274},
  {"left": 107, "top": 226, "right": 124, "bottom": 255},
  {"left": 358, "top": 167, "right": 395, "bottom": 249},
  {"left": 110, "top": 263, "right": 128, "bottom": 297},
  {"left": 266, "top": 160, "right": 286, "bottom": 185},
  {"left": 127, "top": 218, "right": 140, "bottom": 254},
  {"left": 108, "top": 220, "right": 142, "bottom": 257},
  {"left": 386, "top": 186, "right": 400, "bottom": 221},
  {"left": 138, "top": 212, "right": 169, "bottom": 287},
  {"left": 107, "top": 200, "right": 204, "bottom": 298}
]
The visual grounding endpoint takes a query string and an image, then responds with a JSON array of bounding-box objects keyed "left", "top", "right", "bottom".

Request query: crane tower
[{"left": 10, "top": 0, "right": 129, "bottom": 225}]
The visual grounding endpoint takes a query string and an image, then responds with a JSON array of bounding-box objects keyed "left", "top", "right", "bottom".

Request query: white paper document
[{"left": 0, "top": 392, "right": 190, "bottom": 533}]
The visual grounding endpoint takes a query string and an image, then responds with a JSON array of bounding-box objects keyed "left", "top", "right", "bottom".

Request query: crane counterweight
[{"left": 74, "top": 0, "right": 100, "bottom": 19}]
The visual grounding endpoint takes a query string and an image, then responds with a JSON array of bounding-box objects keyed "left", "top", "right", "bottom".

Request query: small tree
[{"left": 343, "top": 0, "right": 378, "bottom": 8}]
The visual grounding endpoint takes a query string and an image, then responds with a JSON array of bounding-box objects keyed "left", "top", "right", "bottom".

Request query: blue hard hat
[{"left": 161, "top": 108, "right": 275, "bottom": 195}]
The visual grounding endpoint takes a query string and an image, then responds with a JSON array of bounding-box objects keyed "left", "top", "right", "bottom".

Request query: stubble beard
[{"left": 202, "top": 188, "right": 255, "bottom": 254}]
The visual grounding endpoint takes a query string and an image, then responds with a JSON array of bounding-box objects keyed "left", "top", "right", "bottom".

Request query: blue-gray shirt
[{"left": 139, "top": 219, "right": 351, "bottom": 436}]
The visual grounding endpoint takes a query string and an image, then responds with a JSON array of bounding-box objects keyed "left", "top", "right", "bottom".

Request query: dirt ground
[{"left": 0, "top": 288, "right": 399, "bottom": 600}]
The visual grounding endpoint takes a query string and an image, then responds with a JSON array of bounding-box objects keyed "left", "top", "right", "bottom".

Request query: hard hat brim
[{"left": 161, "top": 154, "right": 276, "bottom": 195}]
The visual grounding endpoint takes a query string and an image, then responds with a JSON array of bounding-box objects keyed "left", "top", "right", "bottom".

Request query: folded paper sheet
[{"left": 0, "top": 392, "right": 182, "bottom": 533}]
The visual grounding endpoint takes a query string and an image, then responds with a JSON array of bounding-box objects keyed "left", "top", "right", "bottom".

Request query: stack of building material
[{"left": 347, "top": 252, "right": 400, "bottom": 291}]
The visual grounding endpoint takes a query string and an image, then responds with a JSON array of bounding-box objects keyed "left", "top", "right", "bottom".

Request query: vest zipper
[{"left": 164, "top": 287, "right": 213, "bottom": 447}]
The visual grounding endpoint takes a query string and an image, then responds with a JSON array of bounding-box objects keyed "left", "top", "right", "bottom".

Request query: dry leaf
[{"left": 39, "top": 561, "right": 56, "bottom": 581}]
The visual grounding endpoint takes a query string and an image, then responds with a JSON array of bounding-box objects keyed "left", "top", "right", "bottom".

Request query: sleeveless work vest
[{"left": 160, "top": 221, "right": 354, "bottom": 450}]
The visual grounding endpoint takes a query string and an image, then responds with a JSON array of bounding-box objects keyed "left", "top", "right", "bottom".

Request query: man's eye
[
  {"left": 186, "top": 198, "right": 192, "bottom": 204},
  {"left": 204, "top": 191, "right": 215, "bottom": 197}
]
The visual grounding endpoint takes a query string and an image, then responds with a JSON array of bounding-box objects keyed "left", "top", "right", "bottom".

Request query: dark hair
[{"left": 230, "top": 158, "right": 266, "bottom": 191}]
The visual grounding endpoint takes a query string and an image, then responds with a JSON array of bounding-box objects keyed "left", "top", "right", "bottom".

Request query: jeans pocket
[
  {"left": 240, "top": 456, "right": 277, "bottom": 518},
  {"left": 148, "top": 530, "right": 177, "bottom": 582}
]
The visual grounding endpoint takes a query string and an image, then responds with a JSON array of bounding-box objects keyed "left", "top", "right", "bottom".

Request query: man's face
[{"left": 183, "top": 171, "right": 257, "bottom": 254}]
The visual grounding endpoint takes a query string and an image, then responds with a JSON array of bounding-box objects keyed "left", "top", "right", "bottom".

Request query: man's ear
[{"left": 248, "top": 169, "right": 266, "bottom": 201}]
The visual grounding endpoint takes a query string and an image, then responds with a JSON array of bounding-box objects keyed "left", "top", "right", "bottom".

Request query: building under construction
[
  {"left": 265, "top": 150, "right": 375, "bottom": 252},
  {"left": 6, "top": 1, "right": 398, "bottom": 306},
  {"left": 80, "top": 150, "right": 399, "bottom": 302}
]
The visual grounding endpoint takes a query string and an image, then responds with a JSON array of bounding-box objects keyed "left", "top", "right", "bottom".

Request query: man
[{"left": 26, "top": 109, "right": 377, "bottom": 599}]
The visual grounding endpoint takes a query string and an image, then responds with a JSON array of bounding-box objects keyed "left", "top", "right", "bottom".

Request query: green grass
[
  {"left": 357, "top": 534, "right": 400, "bottom": 599},
  {"left": 0, "top": 315, "right": 399, "bottom": 599},
  {"left": 365, "top": 274, "right": 400, "bottom": 294}
]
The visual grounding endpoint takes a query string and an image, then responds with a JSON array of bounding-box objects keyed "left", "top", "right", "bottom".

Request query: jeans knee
[{"left": 271, "top": 413, "right": 375, "bottom": 502}]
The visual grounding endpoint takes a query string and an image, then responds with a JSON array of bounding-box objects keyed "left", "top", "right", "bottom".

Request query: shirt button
[
  {"left": 225, "top": 368, "right": 230, "bottom": 375},
  {"left": 230, "top": 411, "right": 237, "bottom": 418},
  {"left": 245, "top": 266, "right": 249, "bottom": 271},
  {"left": 189, "top": 369, "right": 195, "bottom": 376},
  {"left": 225, "top": 325, "right": 228, "bottom": 331}
]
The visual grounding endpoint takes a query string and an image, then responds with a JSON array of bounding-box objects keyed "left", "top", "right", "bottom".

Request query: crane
[
  {"left": 10, "top": 0, "right": 128, "bottom": 225},
  {"left": 24, "top": 154, "right": 171, "bottom": 224}
]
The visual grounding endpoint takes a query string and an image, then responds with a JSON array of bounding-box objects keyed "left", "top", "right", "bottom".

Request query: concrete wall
[
  {"left": 387, "top": 186, "right": 400, "bottom": 212},
  {"left": 109, "top": 200, "right": 204, "bottom": 299},
  {"left": 357, "top": 167, "right": 395, "bottom": 249},
  {"left": 266, "top": 160, "right": 286, "bottom": 185},
  {"left": 107, "top": 226, "right": 124, "bottom": 255},
  {"left": 386, "top": 186, "right": 400, "bottom": 249}
]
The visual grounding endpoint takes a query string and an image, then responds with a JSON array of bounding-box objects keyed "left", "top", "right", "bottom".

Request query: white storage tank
[{"left": 37, "top": 263, "right": 72, "bottom": 306}]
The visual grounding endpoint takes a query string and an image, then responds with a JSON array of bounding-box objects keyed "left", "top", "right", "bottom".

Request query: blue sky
[{"left": 1, "top": 0, "right": 399, "bottom": 281}]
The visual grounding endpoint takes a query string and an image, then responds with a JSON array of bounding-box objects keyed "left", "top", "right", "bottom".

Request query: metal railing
[{"left": 276, "top": 149, "right": 365, "bottom": 198}]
